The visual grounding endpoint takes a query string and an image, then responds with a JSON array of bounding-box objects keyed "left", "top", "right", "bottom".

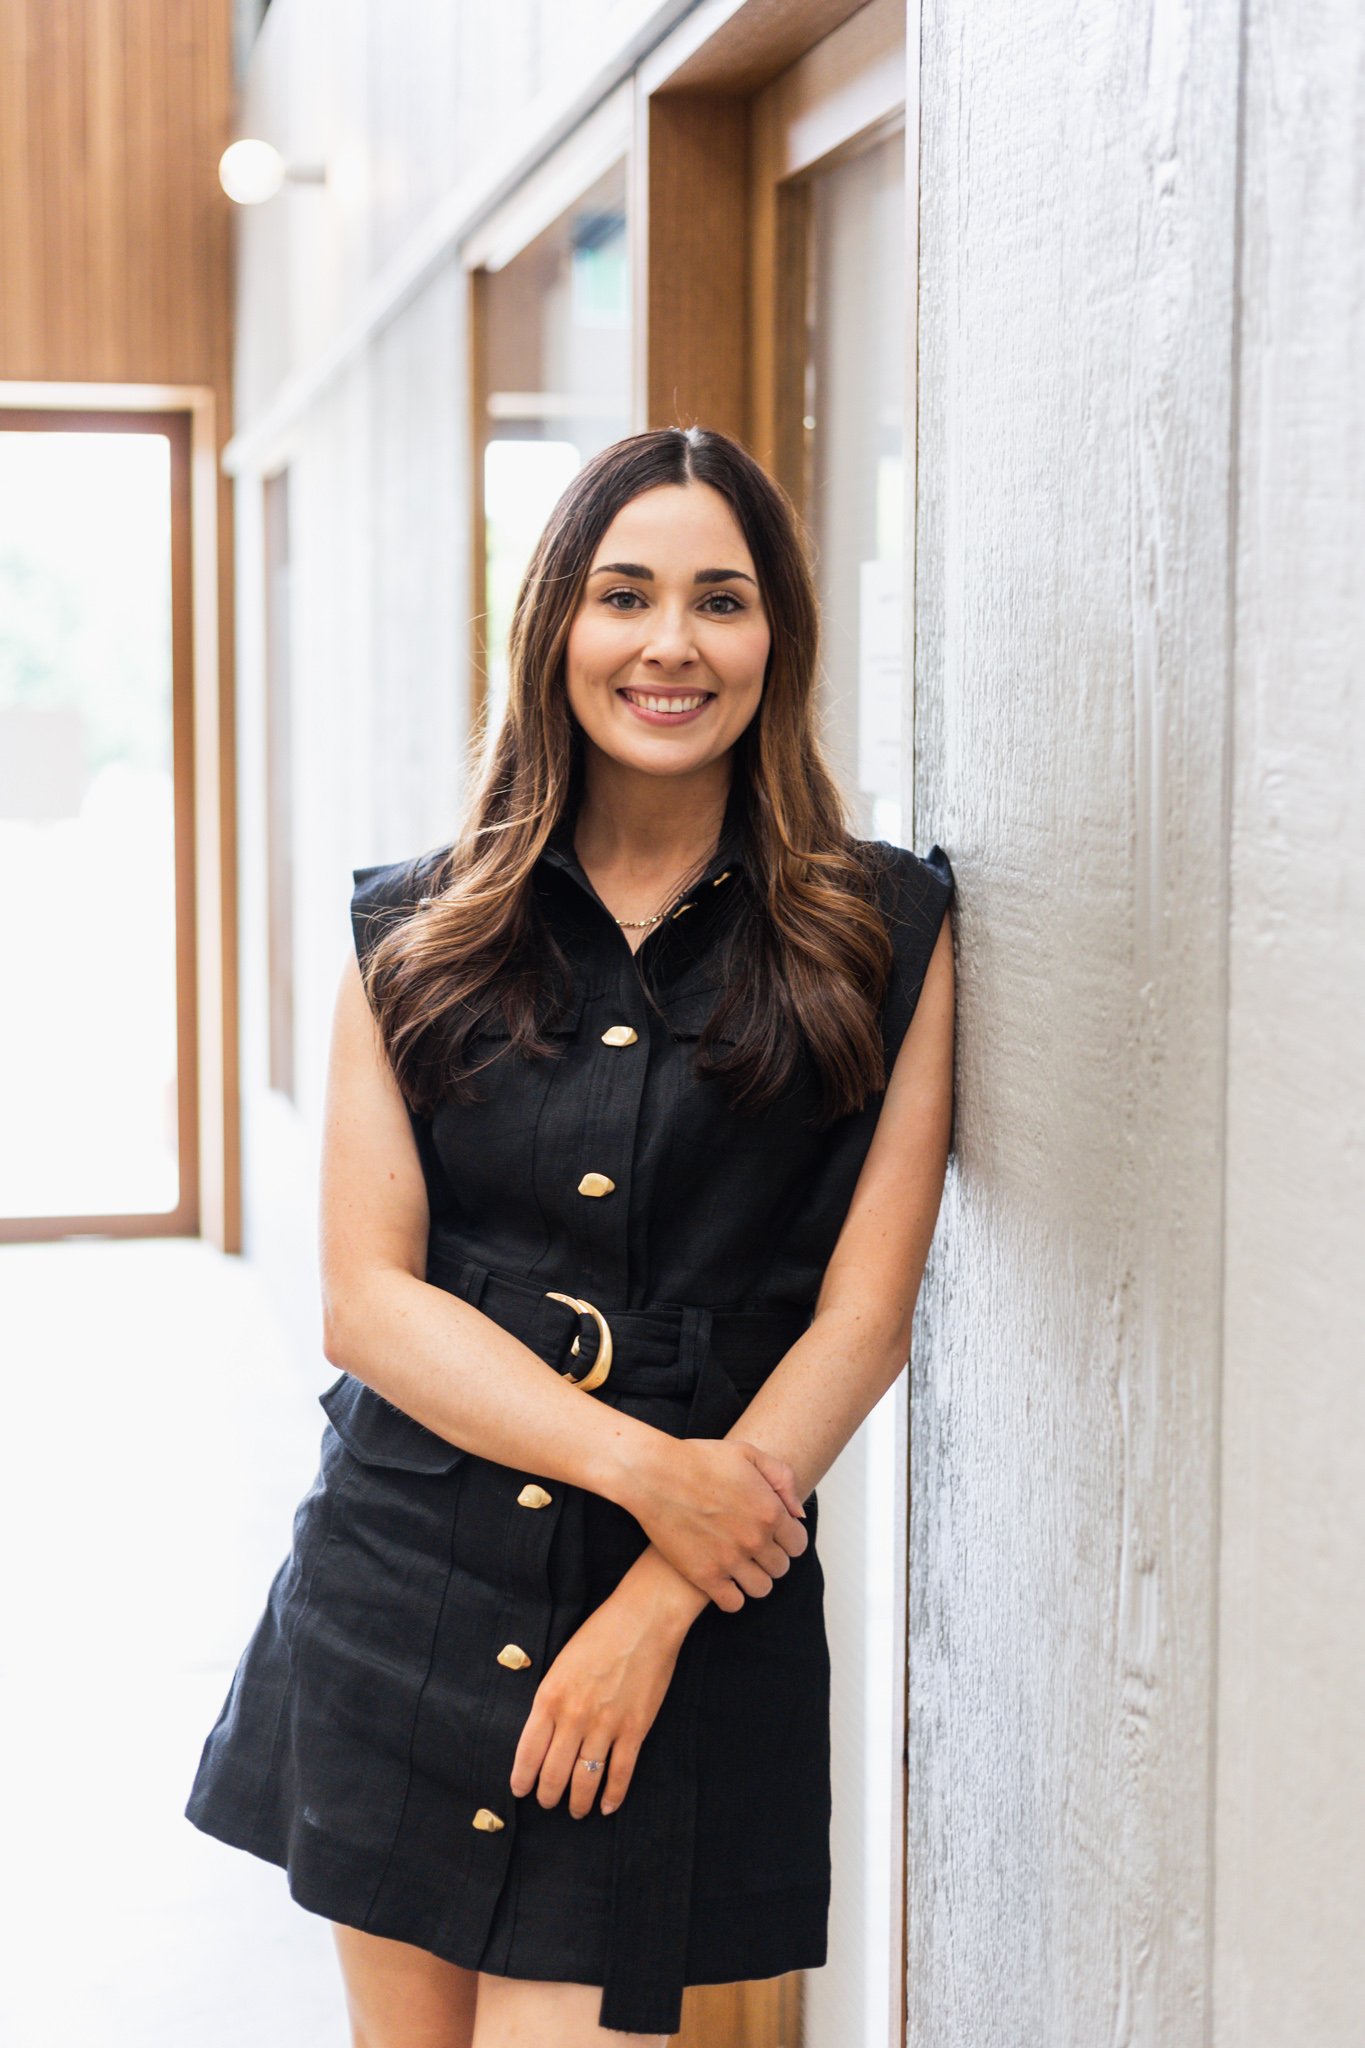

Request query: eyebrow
[{"left": 588, "top": 561, "right": 758, "bottom": 587}]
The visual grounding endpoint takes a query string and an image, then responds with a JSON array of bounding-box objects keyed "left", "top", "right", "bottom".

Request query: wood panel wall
[{"left": 0, "top": 0, "right": 234, "bottom": 385}]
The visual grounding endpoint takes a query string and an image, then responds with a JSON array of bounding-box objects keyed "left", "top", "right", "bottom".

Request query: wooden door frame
[
  {"left": 632, "top": 0, "right": 905, "bottom": 453},
  {"left": 0, "top": 383, "right": 234, "bottom": 1250}
]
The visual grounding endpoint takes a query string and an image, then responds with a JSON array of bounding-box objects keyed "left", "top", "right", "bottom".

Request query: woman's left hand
[{"left": 507, "top": 1570, "right": 692, "bottom": 1819}]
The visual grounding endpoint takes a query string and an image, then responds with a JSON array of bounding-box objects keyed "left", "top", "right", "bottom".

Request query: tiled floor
[{"left": 0, "top": 1237, "right": 349, "bottom": 2046}]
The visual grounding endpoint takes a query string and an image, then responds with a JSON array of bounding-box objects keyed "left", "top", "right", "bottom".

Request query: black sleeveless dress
[{"left": 184, "top": 787, "right": 953, "bottom": 2034}]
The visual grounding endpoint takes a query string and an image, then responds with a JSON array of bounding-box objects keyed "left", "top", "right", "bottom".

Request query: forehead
[{"left": 592, "top": 481, "right": 753, "bottom": 568}]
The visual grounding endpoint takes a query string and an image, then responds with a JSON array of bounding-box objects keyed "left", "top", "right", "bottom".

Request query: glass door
[
  {"left": 0, "top": 410, "right": 198, "bottom": 1239},
  {"left": 806, "top": 133, "right": 907, "bottom": 845}
]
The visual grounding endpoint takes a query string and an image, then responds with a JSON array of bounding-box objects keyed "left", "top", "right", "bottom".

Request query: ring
[{"left": 578, "top": 1757, "right": 603, "bottom": 1772}]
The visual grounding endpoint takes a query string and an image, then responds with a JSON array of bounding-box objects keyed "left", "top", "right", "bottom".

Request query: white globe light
[{"left": 218, "top": 139, "right": 286, "bottom": 206}]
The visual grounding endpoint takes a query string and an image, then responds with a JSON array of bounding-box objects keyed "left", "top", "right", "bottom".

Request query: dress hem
[{"left": 184, "top": 1791, "right": 827, "bottom": 2018}]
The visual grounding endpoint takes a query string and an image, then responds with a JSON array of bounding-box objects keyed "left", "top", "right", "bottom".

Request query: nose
[{"left": 640, "top": 604, "right": 700, "bottom": 669}]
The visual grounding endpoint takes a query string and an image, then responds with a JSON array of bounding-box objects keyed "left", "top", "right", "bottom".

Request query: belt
[{"left": 438, "top": 1249, "right": 813, "bottom": 2034}]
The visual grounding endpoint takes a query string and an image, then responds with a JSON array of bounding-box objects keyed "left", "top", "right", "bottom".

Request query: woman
[{"left": 185, "top": 423, "right": 955, "bottom": 2047}]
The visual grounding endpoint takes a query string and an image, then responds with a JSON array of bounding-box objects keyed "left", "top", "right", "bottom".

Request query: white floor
[{"left": 0, "top": 1237, "right": 350, "bottom": 2046}]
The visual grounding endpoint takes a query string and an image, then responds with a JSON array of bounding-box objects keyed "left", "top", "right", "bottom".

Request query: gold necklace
[
  {"left": 614, "top": 892, "right": 686, "bottom": 930},
  {"left": 574, "top": 836, "right": 711, "bottom": 929},
  {"left": 610, "top": 864, "right": 707, "bottom": 929}
]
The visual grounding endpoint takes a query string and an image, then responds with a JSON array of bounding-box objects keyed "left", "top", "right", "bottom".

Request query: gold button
[
  {"left": 601, "top": 1024, "right": 638, "bottom": 1047},
  {"left": 497, "top": 1643, "right": 532, "bottom": 1669},
  {"left": 517, "top": 1483, "right": 552, "bottom": 1508},
  {"left": 472, "top": 1807, "right": 506, "bottom": 1832},
  {"left": 577, "top": 1171, "right": 615, "bottom": 1197},
  {"left": 711, "top": 870, "right": 731, "bottom": 886},
  {"left": 670, "top": 901, "right": 695, "bottom": 918}
]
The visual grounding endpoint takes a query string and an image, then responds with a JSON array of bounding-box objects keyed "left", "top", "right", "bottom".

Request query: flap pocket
[
  {"left": 318, "top": 1370, "right": 466, "bottom": 1474},
  {"left": 466, "top": 985, "right": 588, "bottom": 1044},
  {"left": 658, "top": 982, "right": 740, "bottom": 1043}
]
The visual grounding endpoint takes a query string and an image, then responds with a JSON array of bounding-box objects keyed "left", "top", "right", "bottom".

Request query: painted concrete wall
[
  {"left": 1212, "top": 3, "right": 1365, "bottom": 2040},
  {"left": 908, "top": 1, "right": 1363, "bottom": 2043}
]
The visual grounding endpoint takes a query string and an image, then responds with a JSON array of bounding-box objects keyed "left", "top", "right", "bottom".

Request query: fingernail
[{"left": 601, "top": 1801, "right": 617, "bottom": 1815}]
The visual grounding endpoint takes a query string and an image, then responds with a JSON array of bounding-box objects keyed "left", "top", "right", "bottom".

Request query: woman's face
[{"left": 564, "top": 480, "right": 771, "bottom": 782}]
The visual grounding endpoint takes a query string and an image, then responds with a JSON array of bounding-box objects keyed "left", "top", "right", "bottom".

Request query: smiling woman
[
  {"left": 563, "top": 481, "right": 773, "bottom": 907},
  {"left": 183, "top": 423, "right": 955, "bottom": 2048}
]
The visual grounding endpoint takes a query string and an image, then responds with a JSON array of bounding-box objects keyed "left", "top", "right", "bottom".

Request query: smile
[{"left": 617, "top": 688, "right": 715, "bottom": 722}]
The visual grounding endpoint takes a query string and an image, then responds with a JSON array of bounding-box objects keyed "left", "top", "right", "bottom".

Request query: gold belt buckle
[{"left": 544, "top": 1291, "right": 613, "bottom": 1392}]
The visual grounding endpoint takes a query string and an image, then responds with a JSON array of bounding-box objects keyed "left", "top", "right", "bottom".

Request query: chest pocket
[
  {"left": 655, "top": 980, "right": 736, "bottom": 1047},
  {"left": 428, "top": 987, "right": 590, "bottom": 1239},
  {"left": 656, "top": 979, "right": 828, "bottom": 1227},
  {"left": 460, "top": 985, "right": 590, "bottom": 1080}
]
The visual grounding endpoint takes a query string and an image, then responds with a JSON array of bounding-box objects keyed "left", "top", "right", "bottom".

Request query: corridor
[{"left": 0, "top": 1238, "right": 346, "bottom": 2044}]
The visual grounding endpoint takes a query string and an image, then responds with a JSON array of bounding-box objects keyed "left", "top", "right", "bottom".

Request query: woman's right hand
[{"left": 623, "top": 1436, "right": 810, "bottom": 1612}]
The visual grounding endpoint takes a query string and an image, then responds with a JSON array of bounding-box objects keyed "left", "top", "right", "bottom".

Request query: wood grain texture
[
  {"left": 643, "top": 92, "right": 750, "bottom": 438},
  {"left": 908, "top": 2, "right": 1241, "bottom": 2040},
  {"left": 1212, "top": 3, "right": 1365, "bottom": 2042},
  {"left": 676, "top": 1967, "right": 801, "bottom": 2048},
  {"left": 0, "top": 0, "right": 232, "bottom": 391},
  {"left": 652, "top": 0, "right": 868, "bottom": 99}
]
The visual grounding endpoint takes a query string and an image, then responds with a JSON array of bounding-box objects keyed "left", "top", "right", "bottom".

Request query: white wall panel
[
  {"left": 368, "top": 0, "right": 462, "bottom": 268},
  {"left": 907, "top": 3, "right": 1242, "bottom": 2040},
  {"left": 1213, "top": 3, "right": 1365, "bottom": 2041}
]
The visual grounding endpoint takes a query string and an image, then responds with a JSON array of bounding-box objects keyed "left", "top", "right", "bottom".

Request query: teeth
[{"left": 622, "top": 691, "right": 709, "bottom": 714}]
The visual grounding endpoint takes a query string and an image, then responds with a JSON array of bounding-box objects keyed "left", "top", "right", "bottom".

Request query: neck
[{"left": 572, "top": 752, "right": 732, "bottom": 878}]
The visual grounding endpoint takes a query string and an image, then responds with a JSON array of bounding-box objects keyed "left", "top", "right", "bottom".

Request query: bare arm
[
  {"left": 615, "top": 910, "right": 957, "bottom": 1633},
  {"left": 320, "top": 945, "right": 806, "bottom": 1609}
]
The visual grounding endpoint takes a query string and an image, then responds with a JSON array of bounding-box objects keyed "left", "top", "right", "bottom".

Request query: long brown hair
[{"left": 364, "top": 423, "right": 900, "bottom": 1128}]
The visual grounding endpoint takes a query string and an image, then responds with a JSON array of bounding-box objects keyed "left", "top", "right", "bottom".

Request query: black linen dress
[{"left": 184, "top": 787, "right": 954, "bottom": 2035}]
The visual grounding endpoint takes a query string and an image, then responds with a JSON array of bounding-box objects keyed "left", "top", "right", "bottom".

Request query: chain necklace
[
  {"left": 608, "top": 862, "right": 708, "bottom": 930},
  {"left": 613, "top": 890, "right": 689, "bottom": 931}
]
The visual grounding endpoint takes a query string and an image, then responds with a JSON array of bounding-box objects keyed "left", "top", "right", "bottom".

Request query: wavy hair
[{"left": 363, "top": 423, "right": 899, "bottom": 1128}]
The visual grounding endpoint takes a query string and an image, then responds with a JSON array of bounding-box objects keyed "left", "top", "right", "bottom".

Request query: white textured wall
[
  {"left": 1213, "top": 2, "right": 1365, "bottom": 2041},
  {"left": 908, "top": 1, "right": 1240, "bottom": 2040},
  {"left": 909, "top": 1, "right": 1365, "bottom": 2043}
]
